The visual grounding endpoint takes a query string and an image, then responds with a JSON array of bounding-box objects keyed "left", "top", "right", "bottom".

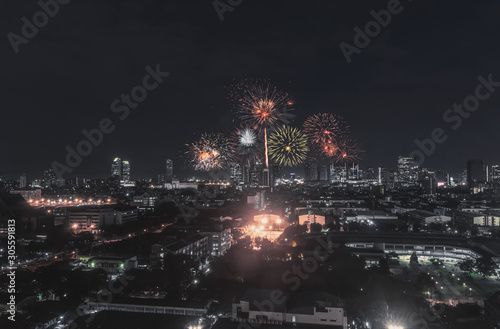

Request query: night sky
[{"left": 1, "top": 0, "right": 499, "bottom": 180}]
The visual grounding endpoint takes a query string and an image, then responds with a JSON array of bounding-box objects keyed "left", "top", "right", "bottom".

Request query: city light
[{"left": 387, "top": 324, "right": 404, "bottom": 329}]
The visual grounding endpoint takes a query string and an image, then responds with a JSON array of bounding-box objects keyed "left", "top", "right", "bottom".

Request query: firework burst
[
  {"left": 239, "top": 84, "right": 294, "bottom": 128},
  {"left": 225, "top": 78, "right": 271, "bottom": 114},
  {"left": 238, "top": 84, "right": 294, "bottom": 167},
  {"left": 231, "top": 127, "right": 263, "bottom": 165},
  {"left": 303, "top": 113, "right": 351, "bottom": 159},
  {"left": 303, "top": 113, "right": 349, "bottom": 144},
  {"left": 334, "top": 137, "right": 364, "bottom": 163},
  {"left": 268, "top": 125, "right": 309, "bottom": 167},
  {"left": 187, "top": 133, "right": 234, "bottom": 171}
]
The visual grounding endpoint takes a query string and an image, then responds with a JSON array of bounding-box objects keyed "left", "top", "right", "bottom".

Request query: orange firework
[
  {"left": 303, "top": 113, "right": 349, "bottom": 144},
  {"left": 334, "top": 137, "right": 364, "bottom": 163},
  {"left": 187, "top": 133, "right": 234, "bottom": 171}
]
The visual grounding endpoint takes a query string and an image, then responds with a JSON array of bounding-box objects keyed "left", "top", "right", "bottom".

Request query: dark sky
[{"left": 1, "top": 0, "right": 499, "bottom": 180}]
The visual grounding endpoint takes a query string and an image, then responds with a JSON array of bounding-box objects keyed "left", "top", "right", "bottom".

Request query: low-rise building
[
  {"left": 10, "top": 189, "right": 42, "bottom": 202},
  {"left": 68, "top": 205, "right": 137, "bottom": 233},
  {"left": 452, "top": 211, "right": 487, "bottom": 226},
  {"left": 232, "top": 289, "right": 347, "bottom": 328},
  {"left": 151, "top": 234, "right": 209, "bottom": 269},
  {"left": 407, "top": 210, "right": 452, "bottom": 225},
  {"left": 88, "top": 255, "right": 138, "bottom": 274}
]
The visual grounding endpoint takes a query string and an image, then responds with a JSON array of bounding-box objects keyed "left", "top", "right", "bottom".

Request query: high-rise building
[
  {"left": 272, "top": 164, "right": 281, "bottom": 185},
  {"left": 122, "top": 160, "right": 131, "bottom": 182},
  {"left": 380, "top": 167, "right": 397, "bottom": 188},
  {"left": 230, "top": 163, "right": 243, "bottom": 183},
  {"left": 43, "top": 168, "right": 57, "bottom": 187},
  {"left": 19, "top": 173, "right": 27, "bottom": 188},
  {"left": 419, "top": 172, "right": 436, "bottom": 195},
  {"left": 397, "top": 156, "right": 418, "bottom": 185},
  {"left": 458, "top": 169, "right": 468, "bottom": 185},
  {"left": 365, "top": 167, "right": 376, "bottom": 180},
  {"left": 467, "top": 159, "right": 486, "bottom": 186},
  {"left": 348, "top": 164, "right": 360, "bottom": 180},
  {"left": 491, "top": 165, "right": 500, "bottom": 182},
  {"left": 242, "top": 164, "right": 250, "bottom": 184},
  {"left": 111, "top": 157, "right": 131, "bottom": 183},
  {"left": 319, "top": 165, "right": 328, "bottom": 181},
  {"left": 251, "top": 162, "right": 264, "bottom": 186},
  {"left": 330, "top": 164, "right": 346, "bottom": 182},
  {"left": 112, "top": 157, "right": 122, "bottom": 178},
  {"left": 166, "top": 159, "right": 173, "bottom": 183},
  {"left": 304, "top": 162, "right": 318, "bottom": 182}
]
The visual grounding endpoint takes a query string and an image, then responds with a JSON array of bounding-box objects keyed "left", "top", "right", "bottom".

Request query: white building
[
  {"left": 68, "top": 206, "right": 137, "bottom": 233},
  {"left": 201, "top": 227, "right": 232, "bottom": 257},
  {"left": 232, "top": 289, "right": 347, "bottom": 328}
]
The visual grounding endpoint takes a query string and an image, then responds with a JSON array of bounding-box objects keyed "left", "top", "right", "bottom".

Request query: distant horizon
[{"left": 0, "top": 155, "right": 480, "bottom": 182}]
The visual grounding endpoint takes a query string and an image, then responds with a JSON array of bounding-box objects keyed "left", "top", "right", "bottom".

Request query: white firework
[{"left": 239, "top": 128, "right": 257, "bottom": 147}]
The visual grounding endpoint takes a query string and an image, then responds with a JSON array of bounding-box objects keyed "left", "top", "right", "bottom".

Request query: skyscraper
[
  {"left": 397, "top": 156, "right": 418, "bottom": 185},
  {"left": 111, "top": 157, "right": 122, "bottom": 178},
  {"left": 467, "top": 159, "right": 485, "bottom": 186},
  {"left": 43, "top": 168, "right": 57, "bottom": 187},
  {"left": 304, "top": 162, "right": 318, "bottom": 182},
  {"left": 319, "top": 165, "right": 328, "bottom": 181},
  {"left": 122, "top": 160, "right": 131, "bottom": 182},
  {"left": 166, "top": 159, "right": 173, "bottom": 183},
  {"left": 491, "top": 165, "right": 500, "bottom": 182},
  {"left": 230, "top": 163, "right": 243, "bottom": 183},
  {"left": 19, "top": 173, "right": 27, "bottom": 188}
]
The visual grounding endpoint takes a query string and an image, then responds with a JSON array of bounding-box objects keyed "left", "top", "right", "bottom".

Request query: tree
[
  {"left": 347, "top": 221, "right": 361, "bottom": 232},
  {"left": 475, "top": 256, "right": 496, "bottom": 278},
  {"left": 155, "top": 201, "right": 179, "bottom": 218},
  {"left": 237, "top": 236, "right": 252, "bottom": 249},
  {"left": 310, "top": 223, "right": 322, "bottom": 233},
  {"left": 458, "top": 259, "right": 474, "bottom": 274},
  {"left": 378, "top": 258, "right": 391, "bottom": 275},
  {"left": 415, "top": 273, "right": 435, "bottom": 293}
]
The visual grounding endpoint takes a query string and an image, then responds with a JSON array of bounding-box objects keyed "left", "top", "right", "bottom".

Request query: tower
[
  {"left": 111, "top": 157, "right": 122, "bottom": 179},
  {"left": 166, "top": 159, "right": 173, "bottom": 183}
]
